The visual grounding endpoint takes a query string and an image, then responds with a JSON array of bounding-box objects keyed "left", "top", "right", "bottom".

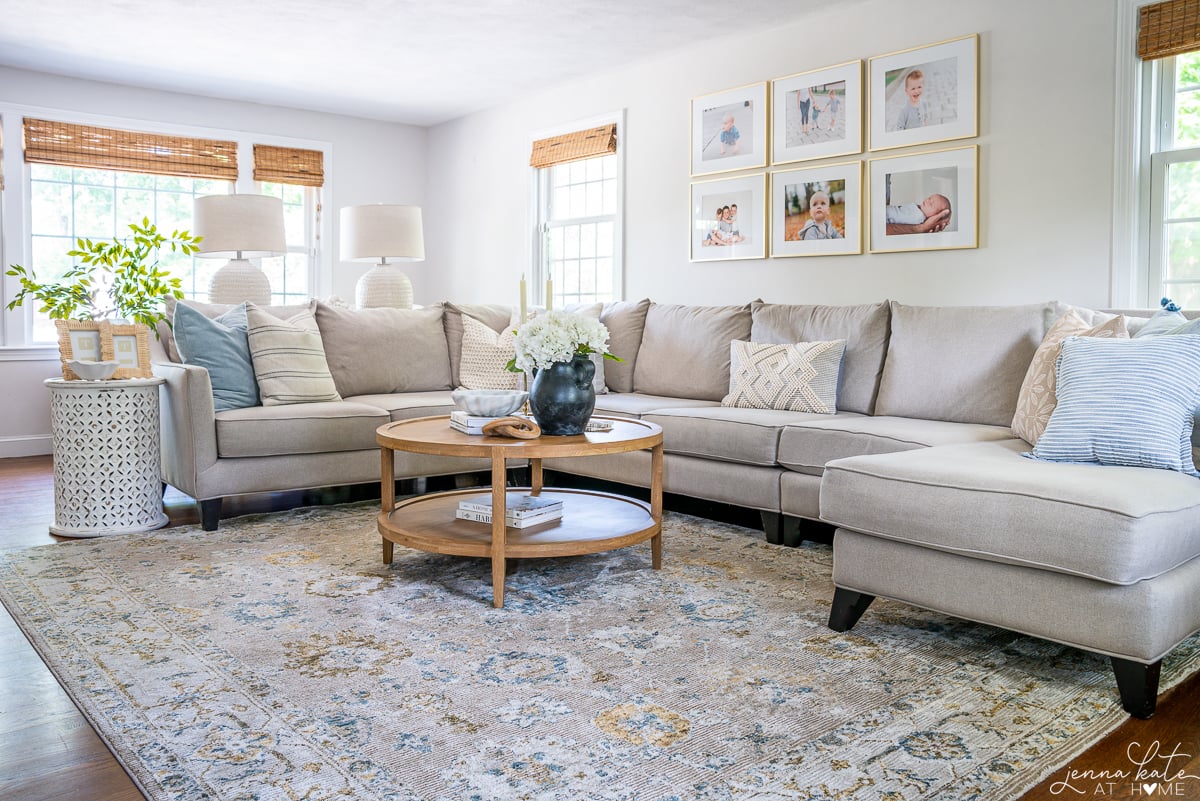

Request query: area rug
[{"left": 2, "top": 503, "right": 1198, "bottom": 801}]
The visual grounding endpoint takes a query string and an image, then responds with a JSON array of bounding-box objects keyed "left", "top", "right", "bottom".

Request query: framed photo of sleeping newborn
[
  {"left": 868, "top": 34, "right": 978, "bottom": 152},
  {"left": 691, "top": 82, "right": 768, "bottom": 177},
  {"left": 868, "top": 145, "right": 978, "bottom": 254}
]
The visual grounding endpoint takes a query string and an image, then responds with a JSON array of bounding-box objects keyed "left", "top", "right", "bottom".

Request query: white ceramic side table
[{"left": 45, "top": 377, "right": 169, "bottom": 537}]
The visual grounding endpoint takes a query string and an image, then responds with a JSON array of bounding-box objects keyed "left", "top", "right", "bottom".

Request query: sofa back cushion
[
  {"left": 599, "top": 298, "right": 651, "bottom": 392},
  {"left": 443, "top": 302, "right": 514, "bottom": 387},
  {"left": 874, "top": 301, "right": 1056, "bottom": 426},
  {"left": 633, "top": 302, "right": 752, "bottom": 401},
  {"left": 314, "top": 301, "right": 451, "bottom": 396},
  {"left": 173, "top": 301, "right": 259, "bottom": 411},
  {"left": 750, "top": 300, "right": 890, "bottom": 415}
]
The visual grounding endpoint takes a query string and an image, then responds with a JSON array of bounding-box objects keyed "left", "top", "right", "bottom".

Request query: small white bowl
[
  {"left": 67, "top": 360, "right": 120, "bottom": 380},
  {"left": 451, "top": 389, "right": 527, "bottom": 417}
]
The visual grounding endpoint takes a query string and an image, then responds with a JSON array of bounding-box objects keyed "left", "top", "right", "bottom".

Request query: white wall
[
  {"left": 424, "top": 0, "right": 1119, "bottom": 310},
  {"left": 0, "top": 67, "right": 427, "bottom": 456}
]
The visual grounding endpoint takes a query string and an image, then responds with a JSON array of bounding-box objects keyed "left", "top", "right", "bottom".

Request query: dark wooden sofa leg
[
  {"left": 1111, "top": 656, "right": 1161, "bottom": 719},
  {"left": 199, "top": 498, "right": 222, "bottom": 532},
  {"left": 828, "top": 588, "right": 876, "bottom": 632},
  {"left": 761, "top": 511, "right": 783, "bottom": 544}
]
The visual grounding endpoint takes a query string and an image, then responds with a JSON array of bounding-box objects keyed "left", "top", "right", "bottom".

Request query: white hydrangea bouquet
[{"left": 507, "top": 310, "right": 620, "bottom": 372}]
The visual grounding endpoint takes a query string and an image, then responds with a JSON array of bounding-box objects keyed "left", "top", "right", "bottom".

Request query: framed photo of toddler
[
  {"left": 691, "top": 82, "right": 768, "bottom": 177},
  {"left": 868, "top": 145, "right": 978, "bottom": 254},
  {"left": 54, "top": 319, "right": 105, "bottom": 380},
  {"left": 770, "top": 161, "right": 862, "bottom": 258},
  {"left": 690, "top": 173, "right": 767, "bottom": 262},
  {"left": 868, "top": 34, "right": 978, "bottom": 151},
  {"left": 771, "top": 61, "right": 863, "bottom": 165},
  {"left": 100, "top": 322, "right": 153, "bottom": 379}
]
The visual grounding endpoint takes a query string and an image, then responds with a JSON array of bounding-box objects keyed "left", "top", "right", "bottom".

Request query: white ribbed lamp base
[
  {"left": 356, "top": 264, "right": 413, "bottom": 309},
  {"left": 208, "top": 259, "right": 272, "bottom": 305}
]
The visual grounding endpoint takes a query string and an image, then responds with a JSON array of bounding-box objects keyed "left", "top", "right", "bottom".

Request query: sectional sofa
[{"left": 151, "top": 297, "right": 1200, "bottom": 718}]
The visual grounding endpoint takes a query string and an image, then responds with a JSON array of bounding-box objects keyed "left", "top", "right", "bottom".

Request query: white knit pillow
[
  {"left": 722, "top": 339, "right": 845, "bottom": 414},
  {"left": 459, "top": 313, "right": 520, "bottom": 390},
  {"left": 246, "top": 304, "right": 342, "bottom": 406}
]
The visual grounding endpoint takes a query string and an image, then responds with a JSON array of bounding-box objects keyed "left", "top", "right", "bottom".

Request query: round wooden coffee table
[{"left": 376, "top": 415, "right": 664, "bottom": 608}]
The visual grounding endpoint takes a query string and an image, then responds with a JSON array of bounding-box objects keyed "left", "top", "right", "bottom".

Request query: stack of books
[
  {"left": 454, "top": 492, "right": 564, "bottom": 528},
  {"left": 449, "top": 410, "right": 501, "bottom": 435}
]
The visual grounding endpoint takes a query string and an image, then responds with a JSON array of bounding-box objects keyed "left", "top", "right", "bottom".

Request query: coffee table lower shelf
[{"left": 377, "top": 487, "right": 661, "bottom": 606}]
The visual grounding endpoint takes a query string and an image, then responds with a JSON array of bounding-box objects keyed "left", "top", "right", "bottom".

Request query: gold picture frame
[
  {"left": 868, "top": 145, "right": 979, "bottom": 254},
  {"left": 54, "top": 319, "right": 105, "bottom": 381},
  {"left": 101, "top": 322, "right": 153, "bottom": 379},
  {"left": 868, "top": 34, "right": 979, "bottom": 152},
  {"left": 690, "top": 81, "right": 769, "bottom": 177}
]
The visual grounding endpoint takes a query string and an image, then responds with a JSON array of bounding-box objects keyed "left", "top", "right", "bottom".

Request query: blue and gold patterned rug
[{"left": 2, "top": 502, "right": 1198, "bottom": 801}]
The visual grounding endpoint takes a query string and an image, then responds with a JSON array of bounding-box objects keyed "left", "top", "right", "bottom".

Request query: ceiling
[{"left": 0, "top": 0, "right": 809, "bottom": 127}]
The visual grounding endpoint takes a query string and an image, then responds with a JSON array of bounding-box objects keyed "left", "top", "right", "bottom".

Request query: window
[
  {"left": 531, "top": 119, "right": 622, "bottom": 307},
  {"left": 258, "top": 181, "right": 317, "bottom": 306}
]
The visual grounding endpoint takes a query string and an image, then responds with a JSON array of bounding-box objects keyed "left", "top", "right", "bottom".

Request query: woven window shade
[
  {"left": 254, "top": 145, "right": 325, "bottom": 187},
  {"left": 529, "top": 124, "right": 617, "bottom": 169},
  {"left": 22, "top": 118, "right": 237, "bottom": 180},
  {"left": 1139, "top": 0, "right": 1200, "bottom": 60}
]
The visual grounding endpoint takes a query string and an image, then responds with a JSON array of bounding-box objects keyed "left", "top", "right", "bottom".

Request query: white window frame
[
  {"left": 0, "top": 104, "right": 332, "bottom": 355},
  {"left": 529, "top": 110, "right": 625, "bottom": 306}
]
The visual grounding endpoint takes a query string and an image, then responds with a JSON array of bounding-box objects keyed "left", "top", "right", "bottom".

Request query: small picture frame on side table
[
  {"left": 54, "top": 319, "right": 105, "bottom": 380},
  {"left": 101, "top": 322, "right": 153, "bottom": 379}
]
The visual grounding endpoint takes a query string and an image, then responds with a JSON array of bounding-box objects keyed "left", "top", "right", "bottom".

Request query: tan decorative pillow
[
  {"left": 459, "top": 313, "right": 519, "bottom": 390},
  {"left": 722, "top": 339, "right": 846, "bottom": 414},
  {"left": 1011, "top": 309, "right": 1128, "bottom": 444},
  {"left": 246, "top": 304, "right": 342, "bottom": 406}
]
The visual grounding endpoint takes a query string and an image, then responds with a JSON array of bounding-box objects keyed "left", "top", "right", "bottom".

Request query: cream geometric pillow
[
  {"left": 722, "top": 339, "right": 846, "bottom": 414},
  {"left": 459, "top": 313, "right": 519, "bottom": 390},
  {"left": 245, "top": 304, "right": 342, "bottom": 406},
  {"left": 1011, "top": 310, "right": 1128, "bottom": 445}
]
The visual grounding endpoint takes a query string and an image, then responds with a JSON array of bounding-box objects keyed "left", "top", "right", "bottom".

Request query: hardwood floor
[{"left": 1, "top": 455, "right": 1197, "bottom": 800}]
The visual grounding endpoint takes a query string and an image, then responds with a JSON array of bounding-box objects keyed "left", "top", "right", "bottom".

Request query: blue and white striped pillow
[{"left": 1030, "top": 335, "right": 1200, "bottom": 475}]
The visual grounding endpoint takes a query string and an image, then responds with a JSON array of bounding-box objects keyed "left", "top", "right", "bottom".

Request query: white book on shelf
[
  {"left": 458, "top": 492, "right": 563, "bottom": 518},
  {"left": 454, "top": 507, "right": 563, "bottom": 528}
]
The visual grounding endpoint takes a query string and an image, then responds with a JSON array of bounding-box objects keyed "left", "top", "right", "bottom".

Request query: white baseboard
[{"left": 0, "top": 435, "right": 52, "bottom": 459}]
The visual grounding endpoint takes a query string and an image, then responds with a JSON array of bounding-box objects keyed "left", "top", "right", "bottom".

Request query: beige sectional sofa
[{"left": 152, "top": 296, "right": 1200, "bottom": 718}]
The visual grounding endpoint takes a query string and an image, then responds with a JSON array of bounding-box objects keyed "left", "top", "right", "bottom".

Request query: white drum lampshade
[
  {"left": 340, "top": 204, "right": 425, "bottom": 309},
  {"left": 194, "top": 194, "right": 286, "bottom": 305}
]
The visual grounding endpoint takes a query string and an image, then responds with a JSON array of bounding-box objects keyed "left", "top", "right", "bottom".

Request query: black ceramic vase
[{"left": 529, "top": 355, "right": 596, "bottom": 435}]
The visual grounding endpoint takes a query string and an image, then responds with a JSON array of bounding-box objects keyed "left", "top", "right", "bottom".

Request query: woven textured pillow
[
  {"left": 246, "top": 304, "right": 342, "bottom": 406},
  {"left": 1030, "top": 335, "right": 1200, "bottom": 475},
  {"left": 459, "top": 313, "right": 519, "bottom": 390},
  {"left": 173, "top": 302, "right": 259, "bottom": 412},
  {"left": 721, "top": 339, "right": 846, "bottom": 414},
  {"left": 1011, "top": 310, "right": 1128, "bottom": 445}
]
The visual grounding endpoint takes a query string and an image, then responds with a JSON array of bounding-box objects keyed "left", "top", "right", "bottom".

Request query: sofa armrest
[{"left": 153, "top": 360, "right": 218, "bottom": 498}]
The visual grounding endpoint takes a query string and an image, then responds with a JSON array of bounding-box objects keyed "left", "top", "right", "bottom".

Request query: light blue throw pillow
[
  {"left": 1132, "top": 297, "right": 1187, "bottom": 338},
  {"left": 1030, "top": 335, "right": 1200, "bottom": 475},
  {"left": 173, "top": 302, "right": 259, "bottom": 411}
]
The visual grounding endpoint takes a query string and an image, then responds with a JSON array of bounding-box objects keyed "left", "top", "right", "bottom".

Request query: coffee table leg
[
  {"left": 381, "top": 446, "right": 395, "bottom": 564},
  {"left": 530, "top": 458, "right": 543, "bottom": 495},
  {"left": 651, "top": 442, "right": 663, "bottom": 569},
  {"left": 491, "top": 452, "right": 508, "bottom": 608}
]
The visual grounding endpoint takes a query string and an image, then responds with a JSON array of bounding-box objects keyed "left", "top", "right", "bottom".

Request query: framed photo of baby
[
  {"left": 868, "top": 145, "right": 978, "bottom": 253},
  {"left": 770, "top": 162, "right": 862, "bottom": 258},
  {"left": 690, "top": 173, "right": 766, "bottom": 262},
  {"left": 690, "top": 82, "right": 768, "bottom": 177},
  {"left": 771, "top": 61, "right": 863, "bottom": 165},
  {"left": 868, "top": 34, "right": 978, "bottom": 151}
]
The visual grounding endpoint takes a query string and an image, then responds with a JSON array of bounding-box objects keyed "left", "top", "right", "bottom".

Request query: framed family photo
[
  {"left": 868, "top": 34, "right": 978, "bottom": 151},
  {"left": 868, "top": 145, "right": 978, "bottom": 253},
  {"left": 770, "top": 161, "right": 862, "bottom": 257},
  {"left": 690, "top": 173, "right": 766, "bottom": 262},
  {"left": 771, "top": 61, "right": 863, "bottom": 165},
  {"left": 690, "top": 82, "right": 768, "bottom": 176},
  {"left": 101, "top": 322, "right": 153, "bottom": 379}
]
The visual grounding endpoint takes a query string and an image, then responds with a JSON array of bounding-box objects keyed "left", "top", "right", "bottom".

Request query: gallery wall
[{"left": 423, "top": 0, "right": 1120, "bottom": 311}]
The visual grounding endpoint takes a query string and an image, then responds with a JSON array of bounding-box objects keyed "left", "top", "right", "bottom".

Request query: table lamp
[
  {"left": 194, "top": 194, "right": 286, "bottom": 305},
  {"left": 339, "top": 204, "right": 425, "bottom": 309}
]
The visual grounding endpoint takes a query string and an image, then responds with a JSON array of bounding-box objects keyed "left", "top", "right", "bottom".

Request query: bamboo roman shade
[
  {"left": 22, "top": 118, "right": 237, "bottom": 180},
  {"left": 529, "top": 124, "right": 617, "bottom": 169},
  {"left": 253, "top": 145, "right": 325, "bottom": 187},
  {"left": 1138, "top": 0, "right": 1200, "bottom": 60}
]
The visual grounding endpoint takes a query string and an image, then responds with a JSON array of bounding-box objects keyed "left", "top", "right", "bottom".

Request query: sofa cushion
[
  {"left": 172, "top": 301, "right": 259, "bottom": 411},
  {"left": 215, "top": 401, "right": 389, "bottom": 458},
  {"left": 459, "top": 314, "right": 520, "bottom": 390},
  {"left": 645, "top": 406, "right": 851, "bottom": 466},
  {"left": 599, "top": 298, "right": 650, "bottom": 392},
  {"left": 820, "top": 439, "right": 1200, "bottom": 585},
  {"left": 246, "top": 304, "right": 342, "bottom": 406},
  {"left": 633, "top": 302, "right": 752, "bottom": 401},
  {"left": 874, "top": 301, "right": 1056, "bottom": 426},
  {"left": 750, "top": 300, "right": 890, "bottom": 415},
  {"left": 722, "top": 339, "right": 845, "bottom": 414},
  {"left": 778, "top": 415, "right": 1014, "bottom": 476},
  {"left": 443, "top": 302, "right": 514, "bottom": 388},
  {"left": 593, "top": 392, "right": 721, "bottom": 418},
  {"left": 313, "top": 302, "right": 451, "bottom": 396},
  {"left": 348, "top": 390, "right": 458, "bottom": 420}
]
